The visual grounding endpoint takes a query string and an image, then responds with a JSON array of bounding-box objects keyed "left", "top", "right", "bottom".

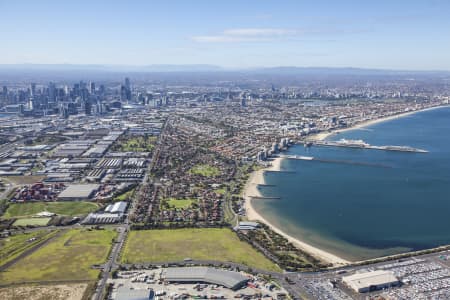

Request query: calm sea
[{"left": 254, "top": 106, "right": 450, "bottom": 261}]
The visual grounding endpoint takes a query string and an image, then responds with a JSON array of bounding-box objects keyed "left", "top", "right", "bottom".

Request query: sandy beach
[
  {"left": 309, "top": 105, "right": 447, "bottom": 141},
  {"left": 243, "top": 157, "right": 351, "bottom": 266},
  {"left": 243, "top": 104, "right": 448, "bottom": 266}
]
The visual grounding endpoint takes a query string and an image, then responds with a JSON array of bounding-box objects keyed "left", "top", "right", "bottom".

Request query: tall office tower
[
  {"left": 84, "top": 99, "right": 92, "bottom": 115},
  {"left": 2, "top": 86, "right": 8, "bottom": 101},
  {"left": 99, "top": 84, "right": 105, "bottom": 95},
  {"left": 48, "top": 82, "right": 56, "bottom": 102},
  {"left": 120, "top": 85, "right": 127, "bottom": 101},
  {"left": 124, "top": 77, "right": 131, "bottom": 100},
  {"left": 89, "top": 81, "right": 95, "bottom": 94},
  {"left": 73, "top": 83, "right": 80, "bottom": 97},
  {"left": 30, "top": 83, "right": 36, "bottom": 97}
]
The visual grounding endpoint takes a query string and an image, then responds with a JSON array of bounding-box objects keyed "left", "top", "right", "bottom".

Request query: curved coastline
[
  {"left": 311, "top": 105, "right": 448, "bottom": 141},
  {"left": 243, "top": 104, "right": 449, "bottom": 266},
  {"left": 243, "top": 157, "right": 350, "bottom": 266}
]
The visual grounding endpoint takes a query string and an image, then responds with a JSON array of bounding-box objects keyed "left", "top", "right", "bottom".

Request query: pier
[
  {"left": 249, "top": 196, "right": 281, "bottom": 200},
  {"left": 280, "top": 155, "right": 391, "bottom": 168},
  {"left": 308, "top": 139, "right": 428, "bottom": 153},
  {"left": 264, "top": 170, "right": 296, "bottom": 174}
]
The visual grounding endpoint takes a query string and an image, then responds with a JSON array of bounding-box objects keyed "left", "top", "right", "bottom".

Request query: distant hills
[
  {"left": 0, "top": 64, "right": 450, "bottom": 82},
  {"left": 0, "top": 64, "right": 448, "bottom": 76}
]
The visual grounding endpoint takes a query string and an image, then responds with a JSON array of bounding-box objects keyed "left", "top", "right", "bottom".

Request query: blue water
[{"left": 253, "top": 106, "right": 450, "bottom": 261}]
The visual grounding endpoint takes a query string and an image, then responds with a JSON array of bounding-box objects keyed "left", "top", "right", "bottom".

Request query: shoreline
[
  {"left": 309, "top": 105, "right": 448, "bottom": 141},
  {"left": 243, "top": 157, "right": 351, "bottom": 266},
  {"left": 243, "top": 104, "right": 449, "bottom": 266}
]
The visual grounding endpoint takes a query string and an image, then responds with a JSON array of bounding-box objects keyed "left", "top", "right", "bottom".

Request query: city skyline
[{"left": 1, "top": 0, "right": 450, "bottom": 70}]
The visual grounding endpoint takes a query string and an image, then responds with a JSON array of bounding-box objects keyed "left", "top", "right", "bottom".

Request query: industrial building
[
  {"left": 82, "top": 201, "right": 127, "bottom": 224},
  {"left": 234, "top": 221, "right": 260, "bottom": 231},
  {"left": 115, "top": 287, "right": 153, "bottom": 300},
  {"left": 164, "top": 267, "right": 249, "bottom": 290},
  {"left": 104, "top": 201, "right": 128, "bottom": 214},
  {"left": 57, "top": 184, "right": 99, "bottom": 200},
  {"left": 342, "top": 270, "right": 400, "bottom": 293}
]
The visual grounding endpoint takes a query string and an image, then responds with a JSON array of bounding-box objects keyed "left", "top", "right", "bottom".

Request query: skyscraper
[
  {"left": 48, "top": 82, "right": 56, "bottom": 102},
  {"left": 30, "top": 83, "right": 36, "bottom": 97},
  {"left": 121, "top": 78, "right": 132, "bottom": 101},
  {"left": 89, "top": 81, "right": 95, "bottom": 94}
]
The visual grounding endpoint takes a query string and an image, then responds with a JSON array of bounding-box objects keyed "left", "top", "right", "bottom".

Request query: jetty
[
  {"left": 280, "top": 155, "right": 391, "bottom": 168},
  {"left": 249, "top": 196, "right": 281, "bottom": 200},
  {"left": 308, "top": 139, "right": 428, "bottom": 153}
]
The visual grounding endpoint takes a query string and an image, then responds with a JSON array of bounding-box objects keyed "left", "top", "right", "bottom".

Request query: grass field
[
  {"left": 12, "top": 218, "right": 51, "bottom": 226},
  {"left": 189, "top": 164, "right": 221, "bottom": 177},
  {"left": 113, "top": 136, "right": 157, "bottom": 152},
  {"left": 214, "top": 188, "right": 227, "bottom": 195},
  {"left": 0, "top": 230, "right": 58, "bottom": 267},
  {"left": 121, "top": 228, "right": 281, "bottom": 272},
  {"left": 0, "top": 229, "right": 117, "bottom": 284},
  {"left": 113, "top": 188, "right": 135, "bottom": 202},
  {"left": 3, "top": 201, "right": 98, "bottom": 219},
  {"left": 162, "top": 198, "right": 197, "bottom": 210}
]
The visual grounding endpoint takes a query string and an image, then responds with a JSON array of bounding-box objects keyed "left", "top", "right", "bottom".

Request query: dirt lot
[{"left": 0, "top": 283, "right": 88, "bottom": 300}]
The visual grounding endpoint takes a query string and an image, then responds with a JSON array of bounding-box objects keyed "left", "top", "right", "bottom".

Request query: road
[
  {"left": 92, "top": 118, "right": 168, "bottom": 300},
  {"left": 93, "top": 224, "right": 128, "bottom": 300}
]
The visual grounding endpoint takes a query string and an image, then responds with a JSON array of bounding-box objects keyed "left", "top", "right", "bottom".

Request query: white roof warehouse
[
  {"left": 58, "top": 184, "right": 100, "bottom": 200},
  {"left": 342, "top": 270, "right": 400, "bottom": 293},
  {"left": 164, "top": 267, "right": 249, "bottom": 290}
]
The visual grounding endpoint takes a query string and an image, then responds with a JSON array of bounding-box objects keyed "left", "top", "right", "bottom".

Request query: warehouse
[
  {"left": 164, "top": 267, "right": 249, "bottom": 290},
  {"left": 342, "top": 270, "right": 400, "bottom": 293},
  {"left": 104, "top": 201, "right": 128, "bottom": 214},
  {"left": 234, "top": 221, "right": 259, "bottom": 231},
  {"left": 58, "top": 184, "right": 99, "bottom": 200}
]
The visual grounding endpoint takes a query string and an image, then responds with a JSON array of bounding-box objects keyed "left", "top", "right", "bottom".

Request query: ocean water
[{"left": 253, "top": 106, "right": 450, "bottom": 261}]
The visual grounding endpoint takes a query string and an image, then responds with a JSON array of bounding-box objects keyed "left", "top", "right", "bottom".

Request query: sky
[{"left": 1, "top": 0, "right": 450, "bottom": 70}]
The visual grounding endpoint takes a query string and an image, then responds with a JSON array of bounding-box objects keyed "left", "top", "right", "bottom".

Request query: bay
[{"left": 253, "top": 106, "right": 450, "bottom": 261}]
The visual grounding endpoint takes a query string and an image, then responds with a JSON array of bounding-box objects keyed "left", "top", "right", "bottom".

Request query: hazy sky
[{"left": 1, "top": 0, "right": 450, "bottom": 70}]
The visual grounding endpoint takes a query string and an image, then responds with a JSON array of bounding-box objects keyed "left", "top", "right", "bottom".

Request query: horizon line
[{"left": 0, "top": 63, "right": 449, "bottom": 73}]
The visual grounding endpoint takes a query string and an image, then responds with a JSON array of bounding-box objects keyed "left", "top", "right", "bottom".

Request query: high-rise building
[
  {"left": 48, "top": 82, "right": 56, "bottom": 102},
  {"left": 89, "top": 81, "right": 95, "bottom": 94},
  {"left": 120, "top": 78, "right": 132, "bottom": 101},
  {"left": 30, "top": 83, "right": 36, "bottom": 97}
]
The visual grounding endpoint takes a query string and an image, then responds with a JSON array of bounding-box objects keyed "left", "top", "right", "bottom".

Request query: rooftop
[
  {"left": 164, "top": 267, "right": 249, "bottom": 290},
  {"left": 58, "top": 184, "right": 99, "bottom": 199}
]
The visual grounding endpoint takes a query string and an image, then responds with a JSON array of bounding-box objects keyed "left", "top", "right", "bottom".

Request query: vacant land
[
  {"left": 121, "top": 228, "right": 281, "bottom": 272},
  {"left": 0, "top": 230, "right": 57, "bottom": 267},
  {"left": 189, "top": 164, "right": 221, "bottom": 177},
  {"left": 3, "top": 176, "right": 45, "bottom": 185},
  {"left": 3, "top": 202, "right": 98, "bottom": 219},
  {"left": 0, "top": 283, "right": 88, "bottom": 300},
  {"left": 13, "top": 218, "right": 51, "bottom": 226},
  {"left": 162, "top": 198, "right": 197, "bottom": 210},
  {"left": 0, "top": 229, "right": 116, "bottom": 284}
]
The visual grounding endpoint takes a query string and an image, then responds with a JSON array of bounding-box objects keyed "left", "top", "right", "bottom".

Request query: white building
[{"left": 342, "top": 270, "right": 400, "bottom": 293}]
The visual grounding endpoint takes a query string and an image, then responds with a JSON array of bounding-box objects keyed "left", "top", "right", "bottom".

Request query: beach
[
  {"left": 243, "top": 157, "right": 351, "bottom": 266},
  {"left": 309, "top": 105, "right": 447, "bottom": 141},
  {"left": 243, "top": 104, "right": 449, "bottom": 266}
]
